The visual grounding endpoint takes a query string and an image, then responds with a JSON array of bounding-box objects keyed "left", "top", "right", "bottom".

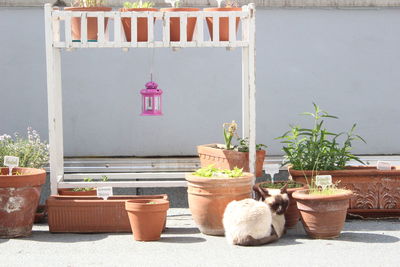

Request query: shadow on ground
[
  {"left": 338, "top": 232, "right": 399, "bottom": 243},
  {"left": 164, "top": 227, "right": 200, "bottom": 235},
  {"left": 16, "top": 230, "right": 117, "bottom": 243}
]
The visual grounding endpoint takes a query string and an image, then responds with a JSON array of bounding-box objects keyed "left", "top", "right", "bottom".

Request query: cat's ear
[
  {"left": 253, "top": 184, "right": 268, "bottom": 201},
  {"left": 280, "top": 183, "right": 288, "bottom": 194}
]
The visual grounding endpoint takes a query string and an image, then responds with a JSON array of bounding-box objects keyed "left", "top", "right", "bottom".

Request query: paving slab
[{"left": 1, "top": 209, "right": 399, "bottom": 267}]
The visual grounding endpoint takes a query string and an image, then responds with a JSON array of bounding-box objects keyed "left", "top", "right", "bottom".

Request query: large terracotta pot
[
  {"left": 289, "top": 166, "right": 400, "bottom": 218},
  {"left": 255, "top": 181, "right": 307, "bottom": 229},
  {"left": 185, "top": 172, "right": 254, "bottom": 236},
  {"left": 125, "top": 198, "right": 169, "bottom": 241},
  {"left": 160, "top": 8, "right": 200, "bottom": 41},
  {"left": 120, "top": 8, "right": 158, "bottom": 42},
  {"left": 292, "top": 189, "right": 353, "bottom": 239},
  {"left": 57, "top": 188, "right": 97, "bottom": 196},
  {"left": 64, "top": 7, "right": 112, "bottom": 41},
  {"left": 203, "top": 7, "right": 241, "bottom": 41},
  {"left": 0, "top": 167, "right": 46, "bottom": 238},
  {"left": 197, "top": 144, "right": 265, "bottom": 177},
  {"left": 47, "top": 195, "right": 168, "bottom": 233}
]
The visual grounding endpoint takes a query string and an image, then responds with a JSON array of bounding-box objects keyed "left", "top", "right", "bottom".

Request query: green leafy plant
[
  {"left": 222, "top": 121, "right": 267, "bottom": 152},
  {"left": 236, "top": 138, "right": 267, "bottom": 152},
  {"left": 0, "top": 128, "right": 49, "bottom": 169},
  {"left": 193, "top": 165, "right": 244, "bottom": 178},
  {"left": 123, "top": 1, "right": 154, "bottom": 8},
  {"left": 72, "top": 0, "right": 105, "bottom": 7},
  {"left": 261, "top": 181, "right": 303, "bottom": 189},
  {"left": 72, "top": 175, "right": 109, "bottom": 192},
  {"left": 147, "top": 201, "right": 157, "bottom": 204}
]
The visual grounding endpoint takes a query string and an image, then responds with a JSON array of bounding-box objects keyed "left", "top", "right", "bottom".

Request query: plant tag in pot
[
  {"left": 264, "top": 164, "right": 280, "bottom": 183},
  {"left": 377, "top": 161, "right": 391, "bottom": 171},
  {"left": 97, "top": 187, "right": 113, "bottom": 200},
  {"left": 315, "top": 175, "right": 332, "bottom": 190},
  {"left": 4, "top": 156, "right": 19, "bottom": 176}
]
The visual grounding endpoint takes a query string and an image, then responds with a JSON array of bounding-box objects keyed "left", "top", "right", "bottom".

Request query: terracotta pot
[
  {"left": 160, "top": 8, "right": 200, "bottom": 41},
  {"left": 185, "top": 172, "right": 253, "bottom": 236},
  {"left": 125, "top": 198, "right": 169, "bottom": 241},
  {"left": 47, "top": 194, "right": 168, "bottom": 233},
  {"left": 197, "top": 144, "right": 265, "bottom": 177},
  {"left": 0, "top": 167, "right": 46, "bottom": 238},
  {"left": 255, "top": 181, "right": 307, "bottom": 229},
  {"left": 64, "top": 7, "right": 112, "bottom": 41},
  {"left": 57, "top": 188, "right": 97, "bottom": 196},
  {"left": 203, "top": 8, "right": 241, "bottom": 41},
  {"left": 289, "top": 166, "right": 400, "bottom": 218},
  {"left": 292, "top": 189, "right": 353, "bottom": 239},
  {"left": 120, "top": 8, "right": 158, "bottom": 42}
]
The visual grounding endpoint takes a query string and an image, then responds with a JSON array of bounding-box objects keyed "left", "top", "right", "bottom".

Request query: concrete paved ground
[{"left": 1, "top": 209, "right": 399, "bottom": 267}]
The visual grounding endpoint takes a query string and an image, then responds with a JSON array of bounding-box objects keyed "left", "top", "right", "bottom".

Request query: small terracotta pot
[
  {"left": 292, "top": 189, "right": 353, "bottom": 239},
  {"left": 57, "top": 188, "right": 97, "bottom": 196},
  {"left": 34, "top": 204, "right": 47, "bottom": 224},
  {"left": 64, "top": 7, "right": 112, "bottom": 41},
  {"left": 203, "top": 7, "right": 241, "bottom": 41},
  {"left": 186, "top": 172, "right": 253, "bottom": 236},
  {"left": 0, "top": 167, "right": 46, "bottom": 238},
  {"left": 120, "top": 8, "right": 158, "bottom": 42},
  {"left": 197, "top": 144, "right": 265, "bottom": 177},
  {"left": 255, "top": 181, "right": 307, "bottom": 229},
  {"left": 160, "top": 8, "right": 200, "bottom": 41},
  {"left": 125, "top": 198, "right": 169, "bottom": 241}
]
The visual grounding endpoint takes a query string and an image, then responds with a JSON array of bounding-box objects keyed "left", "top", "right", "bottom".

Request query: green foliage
[
  {"left": 123, "top": 1, "right": 155, "bottom": 8},
  {"left": 0, "top": 128, "right": 49, "bottom": 169},
  {"left": 222, "top": 121, "right": 267, "bottom": 152},
  {"left": 192, "top": 165, "right": 244, "bottom": 178},
  {"left": 261, "top": 181, "right": 303, "bottom": 189},
  {"left": 72, "top": 176, "right": 108, "bottom": 192},
  {"left": 236, "top": 138, "right": 267, "bottom": 152},
  {"left": 277, "top": 103, "right": 365, "bottom": 171},
  {"left": 73, "top": 0, "right": 105, "bottom": 7}
]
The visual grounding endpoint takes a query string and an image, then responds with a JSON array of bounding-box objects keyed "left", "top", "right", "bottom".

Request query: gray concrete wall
[{"left": 1, "top": 7, "right": 400, "bottom": 157}]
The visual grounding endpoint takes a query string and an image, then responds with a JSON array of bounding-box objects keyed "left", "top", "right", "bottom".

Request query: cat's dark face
[{"left": 265, "top": 191, "right": 290, "bottom": 215}]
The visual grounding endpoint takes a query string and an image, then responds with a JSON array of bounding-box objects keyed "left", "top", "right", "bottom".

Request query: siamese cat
[{"left": 223, "top": 184, "right": 289, "bottom": 246}]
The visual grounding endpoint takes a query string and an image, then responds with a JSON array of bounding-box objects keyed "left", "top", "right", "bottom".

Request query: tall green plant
[
  {"left": 123, "top": 1, "right": 154, "bottom": 8},
  {"left": 277, "top": 103, "right": 366, "bottom": 171},
  {"left": 73, "top": 0, "right": 105, "bottom": 7},
  {"left": 223, "top": 121, "right": 237, "bottom": 150}
]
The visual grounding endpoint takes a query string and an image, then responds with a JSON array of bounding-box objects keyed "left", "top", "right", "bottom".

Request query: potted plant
[
  {"left": 64, "top": 0, "right": 112, "bottom": 41},
  {"left": 197, "top": 121, "right": 266, "bottom": 177},
  {"left": 0, "top": 128, "right": 49, "bottom": 238},
  {"left": 120, "top": 1, "right": 158, "bottom": 42},
  {"left": 160, "top": 0, "right": 200, "bottom": 42},
  {"left": 57, "top": 176, "right": 108, "bottom": 195},
  {"left": 125, "top": 198, "right": 169, "bottom": 241},
  {"left": 185, "top": 165, "right": 253, "bottom": 235},
  {"left": 253, "top": 180, "right": 307, "bottom": 229},
  {"left": 204, "top": 0, "right": 241, "bottom": 41}
]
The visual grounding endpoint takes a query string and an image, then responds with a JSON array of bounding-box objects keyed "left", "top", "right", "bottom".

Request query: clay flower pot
[
  {"left": 160, "top": 8, "right": 200, "bottom": 41},
  {"left": 125, "top": 198, "right": 169, "bottom": 241},
  {"left": 120, "top": 8, "right": 158, "bottom": 42},
  {"left": 255, "top": 181, "right": 307, "bottom": 229},
  {"left": 64, "top": 7, "right": 112, "bottom": 41},
  {"left": 289, "top": 166, "right": 400, "bottom": 218},
  {"left": 0, "top": 167, "right": 46, "bottom": 238},
  {"left": 203, "top": 7, "right": 241, "bottom": 41},
  {"left": 292, "top": 189, "right": 353, "bottom": 239},
  {"left": 34, "top": 204, "right": 47, "bottom": 224},
  {"left": 197, "top": 144, "right": 266, "bottom": 177},
  {"left": 57, "top": 188, "right": 97, "bottom": 196},
  {"left": 185, "top": 172, "right": 253, "bottom": 236}
]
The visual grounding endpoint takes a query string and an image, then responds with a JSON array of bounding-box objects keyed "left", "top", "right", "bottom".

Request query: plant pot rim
[
  {"left": 0, "top": 167, "right": 46, "bottom": 177},
  {"left": 185, "top": 172, "right": 254, "bottom": 182},
  {"left": 255, "top": 181, "right": 307, "bottom": 194},
  {"left": 292, "top": 189, "right": 353, "bottom": 201},
  {"left": 198, "top": 143, "right": 266, "bottom": 154},
  {"left": 125, "top": 198, "right": 170, "bottom": 211},
  {"left": 203, "top": 7, "right": 242, "bottom": 11},
  {"left": 64, "top": 7, "right": 112, "bottom": 11},
  {"left": 288, "top": 165, "right": 400, "bottom": 177},
  {"left": 0, "top": 167, "right": 46, "bottom": 188},
  {"left": 160, "top": 8, "right": 201, "bottom": 12},
  {"left": 119, "top": 8, "right": 158, "bottom": 12}
]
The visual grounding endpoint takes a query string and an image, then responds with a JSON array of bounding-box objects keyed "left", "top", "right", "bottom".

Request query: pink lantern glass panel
[{"left": 140, "top": 81, "right": 163, "bottom": 116}]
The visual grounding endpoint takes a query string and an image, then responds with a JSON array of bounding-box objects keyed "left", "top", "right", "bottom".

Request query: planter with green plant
[
  {"left": 57, "top": 176, "right": 108, "bottom": 196},
  {"left": 64, "top": 0, "right": 112, "bottom": 41},
  {"left": 279, "top": 103, "right": 400, "bottom": 218},
  {"left": 0, "top": 128, "right": 48, "bottom": 238},
  {"left": 197, "top": 121, "right": 266, "bottom": 177},
  {"left": 120, "top": 1, "right": 158, "bottom": 42},
  {"left": 185, "top": 165, "right": 253, "bottom": 235}
]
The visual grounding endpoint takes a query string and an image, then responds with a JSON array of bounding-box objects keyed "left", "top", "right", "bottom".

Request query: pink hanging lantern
[{"left": 140, "top": 81, "right": 163, "bottom": 116}]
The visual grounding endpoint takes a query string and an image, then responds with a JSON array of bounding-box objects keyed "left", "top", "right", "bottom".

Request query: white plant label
[
  {"left": 264, "top": 164, "right": 280, "bottom": 183},
  {"left": 377, "top": 161, "right": 391, "bottom": 171},
  {"left": 97, "top": 187, "right": 113, "bottom": 200},
  {"left": 315, "top": 175, "right": 332, "bottom": 189},
  {"left": 4, "top": 156, "right": 19, "bottom": 176}
]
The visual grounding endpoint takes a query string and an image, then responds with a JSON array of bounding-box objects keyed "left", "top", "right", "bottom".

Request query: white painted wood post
[{"left": 44, "top": 4, "right": 64, "bottom": 195}]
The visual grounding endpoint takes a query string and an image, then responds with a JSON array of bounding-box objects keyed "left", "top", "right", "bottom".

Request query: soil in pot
[
  {"left": 160, "top": 8, "right": 200, "bottom": 41},
  {"left": 57, "top": 188, "right": 97, "bottom": 196},
  {"left": 186, "top": 172, "right": 253, "bottom": 236},
  {"left": 256, "top": 181, "right": 307, "bottom": 229},
  {"left": 203, "top": 8, "right": 241, "bottom": 41},
  {"left": 64, "top": 7, "right": 112, "bottom": 41},
  {"left": 0, "top": 167, "right": 46, "bottom": 238},
  {"left": 125, "top": 198, "right": 169, "bottom": 241},
  {"left": 292, "top": 189, "right": 353, "bottom": 239},
  {"left": 120, "top": 8, "right": 158, "bottom": 42}
]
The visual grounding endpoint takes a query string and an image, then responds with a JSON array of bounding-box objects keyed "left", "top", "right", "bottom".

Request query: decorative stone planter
[
  {"left": 185, "top": 172, "right": 253, "bottom": 236},
  {"left": 197, "top": 144, "right": 265, "bottom": 177},
  {"left": 289, "top": 166, "right": 400, "bottom": 218},
  {"left": 47, "top": 194, "right": 168, "bottom": 233}
]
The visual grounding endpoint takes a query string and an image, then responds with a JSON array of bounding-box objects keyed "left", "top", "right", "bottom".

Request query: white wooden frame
[{"left": 44, "top": 4, "right": 256, "bottom": 194}]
